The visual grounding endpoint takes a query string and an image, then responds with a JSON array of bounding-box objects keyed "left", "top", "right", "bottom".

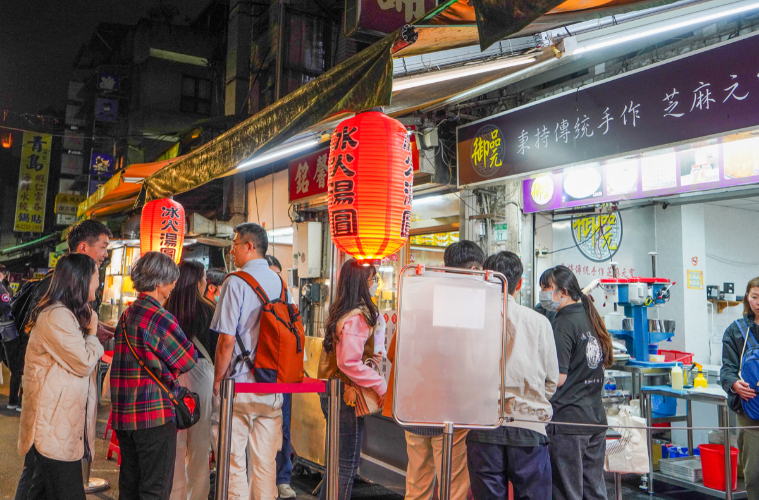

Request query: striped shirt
[{"left": 111, "top": 294, "right": 197, "bottom": 430}]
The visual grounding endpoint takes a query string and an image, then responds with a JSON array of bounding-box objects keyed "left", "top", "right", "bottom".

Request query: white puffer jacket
[{"left": 18, "top": 304, "right": 104, "bottom": 461}]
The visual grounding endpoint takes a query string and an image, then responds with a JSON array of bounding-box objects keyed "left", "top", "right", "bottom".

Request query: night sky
[{"left": 0, "top": 0, "right": 212, "bottom": 115}]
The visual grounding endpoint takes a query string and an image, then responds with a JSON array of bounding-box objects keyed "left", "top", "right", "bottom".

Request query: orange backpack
[{"left": 228, "top": 272, "right": 306, "bottom": 383}]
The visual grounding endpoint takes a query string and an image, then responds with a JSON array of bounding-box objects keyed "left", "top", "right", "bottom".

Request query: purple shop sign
[
  {"left": 522, "top": 135, "right": 759, "bottom": 213},
  {"left": 345, "top": 0, "right": 435, "bottom": 37},
  {"left": 458, "top": 32, "right": 759, "bottom": 188}
]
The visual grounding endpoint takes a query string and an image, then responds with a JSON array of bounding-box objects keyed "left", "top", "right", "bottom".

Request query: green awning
[{"left": 1, "top": 233, "right": 60, "bottom": 256}]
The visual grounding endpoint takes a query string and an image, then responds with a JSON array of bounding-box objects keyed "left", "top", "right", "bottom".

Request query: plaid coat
[{"left": 111, "top": 294, "right": 197, "bottom": 430}]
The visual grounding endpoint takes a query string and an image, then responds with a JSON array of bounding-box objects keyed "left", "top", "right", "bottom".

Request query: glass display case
[{"left": 100, "top": 243, "right": 141, "bottom": 325}]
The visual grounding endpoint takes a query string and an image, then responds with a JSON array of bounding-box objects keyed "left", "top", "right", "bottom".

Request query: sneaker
[
  {"left": 16, "top": 407, "right": 22, "bottom": 412},
  {"left": 6, "top": 404, "right": 18, "bottom": 410},
  {"left": 277, "top": 484, "right": 296, "bottom": 499}
]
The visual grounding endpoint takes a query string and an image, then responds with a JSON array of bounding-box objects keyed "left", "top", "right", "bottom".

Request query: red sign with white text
[{"left": 289, "top": 147, "right": 330, "bottom": 203}]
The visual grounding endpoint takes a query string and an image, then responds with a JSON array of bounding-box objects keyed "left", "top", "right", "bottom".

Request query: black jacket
[{"left": 721, "top": 314, "right": 755, "bottom": 414}]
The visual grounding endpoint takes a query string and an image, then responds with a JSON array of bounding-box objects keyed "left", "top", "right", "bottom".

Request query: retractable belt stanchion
[
  {"left": 215, "top": 378, "right": 235, "bottom": 500},
  {"left": 326, "top": 379, "right": 341, "bottom": 500},
  {"left": 214, "top": 376, "right": 331, "bottom": 500}
]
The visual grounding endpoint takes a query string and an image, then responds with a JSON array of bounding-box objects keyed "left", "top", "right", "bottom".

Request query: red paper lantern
[
  {"left": 327, "top": 111, "right": 413, "bottom": 263},
  {"left": 140, "top": 198, "right": 185, "bottom": 264}
]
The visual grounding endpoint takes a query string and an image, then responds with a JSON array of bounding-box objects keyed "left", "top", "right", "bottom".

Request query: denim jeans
[
  {"left": 276, "top": 394, "right": 293, "bottom": 485},
  {"left": 319, "top": 390, "right": 364, "bottom": 500},
  {"left": 549, "top": 431, "right": 607, "bottom": 500}
]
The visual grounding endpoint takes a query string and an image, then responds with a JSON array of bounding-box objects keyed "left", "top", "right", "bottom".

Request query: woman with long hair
[
  {"left": 540, "top": 265, "right": 613, "bottom": 500},
  {"left": 164, "top": 260, "right": 217, "bottom": 500},
  {"left": 17, "top": 254, "right": 104, "bottom": 500},
  {"left": 317, "top": 259, "right": 385, "bottom": 500}
]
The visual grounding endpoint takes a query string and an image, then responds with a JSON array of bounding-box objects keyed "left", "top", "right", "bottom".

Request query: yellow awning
[{"left": 77, "top": 157, "right": 184, "bottom": 218}]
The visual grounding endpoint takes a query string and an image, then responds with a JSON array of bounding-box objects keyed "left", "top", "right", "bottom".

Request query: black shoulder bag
[{"left": 118, "top": 315, "right": 200, "bottom": 430}]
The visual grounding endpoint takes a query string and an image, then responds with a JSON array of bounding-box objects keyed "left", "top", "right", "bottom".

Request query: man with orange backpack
[{"left": 212, "top": 223, "right": 304, "bottom": 500}]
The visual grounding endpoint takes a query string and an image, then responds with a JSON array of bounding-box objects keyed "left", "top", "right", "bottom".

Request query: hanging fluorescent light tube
[
  {"left": 574, "top": 0, "right": 759, "bottom": 55},
  {"left": 392, "top": 56, "right": 537, "bottom": 91},
  {"left": 236, "top": 138, "right": 321, "bottom": 171}
]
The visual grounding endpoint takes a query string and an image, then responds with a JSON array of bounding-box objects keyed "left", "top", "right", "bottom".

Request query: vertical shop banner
[
  {"left": 90, "top": 151, "right": 115, "bottom": 177},
  {"left": 458, "top": 32, "right": 759, "bottom": 187},
  {"left": 289, "top": 147, "right": 330, "bottom": 202},
  {"left": 14, "top": 132, "right": 52, "bottom": 232}
]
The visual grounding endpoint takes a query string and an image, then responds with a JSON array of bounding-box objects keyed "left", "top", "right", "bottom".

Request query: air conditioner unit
[{"left": 187, "top": 213, "right": 235, "bottom": 237}]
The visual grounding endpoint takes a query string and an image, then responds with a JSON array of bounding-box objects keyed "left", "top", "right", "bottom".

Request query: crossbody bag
[{"left": 118, "top": 315, "right": 200, "bottom": 430}]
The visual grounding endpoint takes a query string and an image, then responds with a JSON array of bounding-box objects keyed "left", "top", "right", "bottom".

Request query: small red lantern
[
  {"left": 1, "top": 132, "right": 11, "bottom": 149},
  {"left": 140, "top": 198, "right": 185, "bottom": 264},
  {"left": 327, "top": 111, "right": 413, "bottom": 264}
]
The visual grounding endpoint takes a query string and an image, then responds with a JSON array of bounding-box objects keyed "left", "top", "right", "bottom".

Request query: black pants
[
  {"left": 3, "top": 335, "right": 27, "bottom": 406},
  {"left": 116, "top": 421, "right": 178, "bottom": 500},
  {"left": 24, "top": 446, "right": 85, "bottom": 500},
  {"left": 466, "top": 441, "right": 551, "bottom": 500},
  {"left": 14, "top": 448, "right": 36, "bottom": 500},
  {"left": 549, "top": 431, "right": 607, "bottom": 500}
]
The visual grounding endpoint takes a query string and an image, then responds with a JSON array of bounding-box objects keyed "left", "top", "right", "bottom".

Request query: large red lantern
[
  {"left": 140, "top": 198, "right": 185, "bottom": 264},
  {"left": 327, "top": 111, "right": 413, "bottom": 264}
]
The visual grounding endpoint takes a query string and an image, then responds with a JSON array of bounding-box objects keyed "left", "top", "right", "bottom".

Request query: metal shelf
[
  {"left": 652, "top": 472, "right": 747, "bottom": 499},
  {"left": 652, "top": 414, "right": 689, "bottom": 424}
]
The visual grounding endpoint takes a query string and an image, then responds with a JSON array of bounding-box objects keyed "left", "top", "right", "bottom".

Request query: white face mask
[{"left": 369, "top": 282, "right": 379, "bottom": 296}]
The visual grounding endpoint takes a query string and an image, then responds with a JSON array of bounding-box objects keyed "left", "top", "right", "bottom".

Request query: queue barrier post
[
  {"left": 215, "top": 378, "right": 235, "bottom": 500},
  {"left": 439, "top": 422, "right": 454, "bottom": 500},
  {"left": 326, "top": 378, "right": 341, "bottom": 500},
  {"left": 214, "top": 377, "right": 333, "bottom": 500}
]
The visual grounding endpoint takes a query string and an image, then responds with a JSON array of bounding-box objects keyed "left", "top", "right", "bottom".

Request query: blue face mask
[{"left": 539, "top": 290, "right": 562, "bottom": 312}]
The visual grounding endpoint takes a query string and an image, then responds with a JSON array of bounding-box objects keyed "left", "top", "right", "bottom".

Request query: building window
[{"left": 180, "top": 76, "right": 212, "bottom": 115}]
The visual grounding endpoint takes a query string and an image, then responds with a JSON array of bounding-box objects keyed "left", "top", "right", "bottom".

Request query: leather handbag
[
  {"left": 344, "top": 359, "right": 384, "bottom": 417},
  {"left": 119, "top": 316, "right": 200, "bottom": 430}
]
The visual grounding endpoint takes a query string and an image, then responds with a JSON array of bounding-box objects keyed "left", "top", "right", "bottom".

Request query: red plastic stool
[
  {"left": 103, "top": 410, "right": 113, "bottom": 440},
  {"left": 107, "top": 431, "right": 121, "bottom": 466}
]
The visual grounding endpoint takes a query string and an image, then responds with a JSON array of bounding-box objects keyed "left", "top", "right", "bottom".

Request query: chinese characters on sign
[
  {"left": 288, "top": 147, "right": 330, "bottom": 203},
  {"left": 349, "top": 0, "right": 435, "bottom": 36},
  {"left": 140, "top": 199, "right": 185, "bottom": 265},
  {"left": 457, "top": 34, "right": 759, "bottom": 187},
  {"left": 14, "top": 132, "right": 52, "bottom": 232},
  {"left": 571, "top": 213, "right": 623, "bottom": 262}
]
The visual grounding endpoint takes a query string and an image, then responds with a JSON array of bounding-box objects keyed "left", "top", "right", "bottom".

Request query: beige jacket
[
  {"left": 502, "top": 295, "right": 560, "bottom": 435},
  {"left": 18, "top": 304, "right": 104, "bottom": 461}
]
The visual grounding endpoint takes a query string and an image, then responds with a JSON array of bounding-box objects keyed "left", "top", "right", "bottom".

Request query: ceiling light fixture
[
  {"left": 236, "top": 138, "right": 321, "bottom": 171},
  {"left": 392, "top": 56, "right": 537, "bottom": 91},
  {"left": 573, "top": 1, "right": 759, "bottom": 55}
]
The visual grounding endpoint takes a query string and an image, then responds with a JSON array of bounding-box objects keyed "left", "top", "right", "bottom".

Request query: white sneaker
[
  {"left": 277, "top": 484, "right": 296, "bottom": 499},
  {"left": 16, "top": 407, "right": 22, "bottom": 412},
  {"left": 7, "top": 404, "right": 18, "bottom": 410}
]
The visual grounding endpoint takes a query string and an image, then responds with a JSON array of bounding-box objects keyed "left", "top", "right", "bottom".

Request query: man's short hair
[
  {"left": 234, "top": 222, "right": 268, "bottom": 255},
  {"left": 131, "top": 251, "right": 180, "bottom": 292},
  {"left": 444, "top": 240, "right": 485, "bottom": 269},
  {"left": 205, "top": 268, "right": 226, "bottom": 287},
  {"left": 265, "top": 255, "right": 282, "bottom": 272},
  {"left": 67, "top": 219, "right": 113, "bottom": 252},
  {"left": 484, "top": 251, "right": 523, "bottom": 295},
  {"left": 0, "top": 265, "right": 7, "bottom": 274}
]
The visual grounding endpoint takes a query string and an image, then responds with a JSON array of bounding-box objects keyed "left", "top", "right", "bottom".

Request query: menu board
[{"left": 523, "top": 133, "right": 759, "bottom": 213}]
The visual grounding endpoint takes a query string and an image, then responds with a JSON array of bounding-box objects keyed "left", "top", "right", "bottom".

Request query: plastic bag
[{"left": 605, "top": 405, "right": 650, "bottom": 474}]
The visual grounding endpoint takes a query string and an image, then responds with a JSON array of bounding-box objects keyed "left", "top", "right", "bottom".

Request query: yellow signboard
[
  {"left": 14, "top": 132, "right": 52, "bottom": 232},
  {"left": 54, "top": 193, "right": 86, "bottom": 215}
]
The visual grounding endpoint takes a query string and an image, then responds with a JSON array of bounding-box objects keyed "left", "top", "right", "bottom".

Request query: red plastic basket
[{"left": 658, "top": 349, "right": 694, "bottom": 365}]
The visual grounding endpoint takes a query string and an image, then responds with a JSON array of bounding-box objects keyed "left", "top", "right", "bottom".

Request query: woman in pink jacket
[{"left": 318, "top": 259, "right": 386, "bottom": 500}]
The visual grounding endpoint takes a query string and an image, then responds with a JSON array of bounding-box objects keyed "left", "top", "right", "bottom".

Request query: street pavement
[{"left": 0, "top": 366, "right": 717, "bottom": 499}]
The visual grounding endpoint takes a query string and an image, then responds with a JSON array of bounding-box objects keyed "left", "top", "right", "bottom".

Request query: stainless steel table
[{"left": 641, "top": 386, "right": 746, "bottom": 500}]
